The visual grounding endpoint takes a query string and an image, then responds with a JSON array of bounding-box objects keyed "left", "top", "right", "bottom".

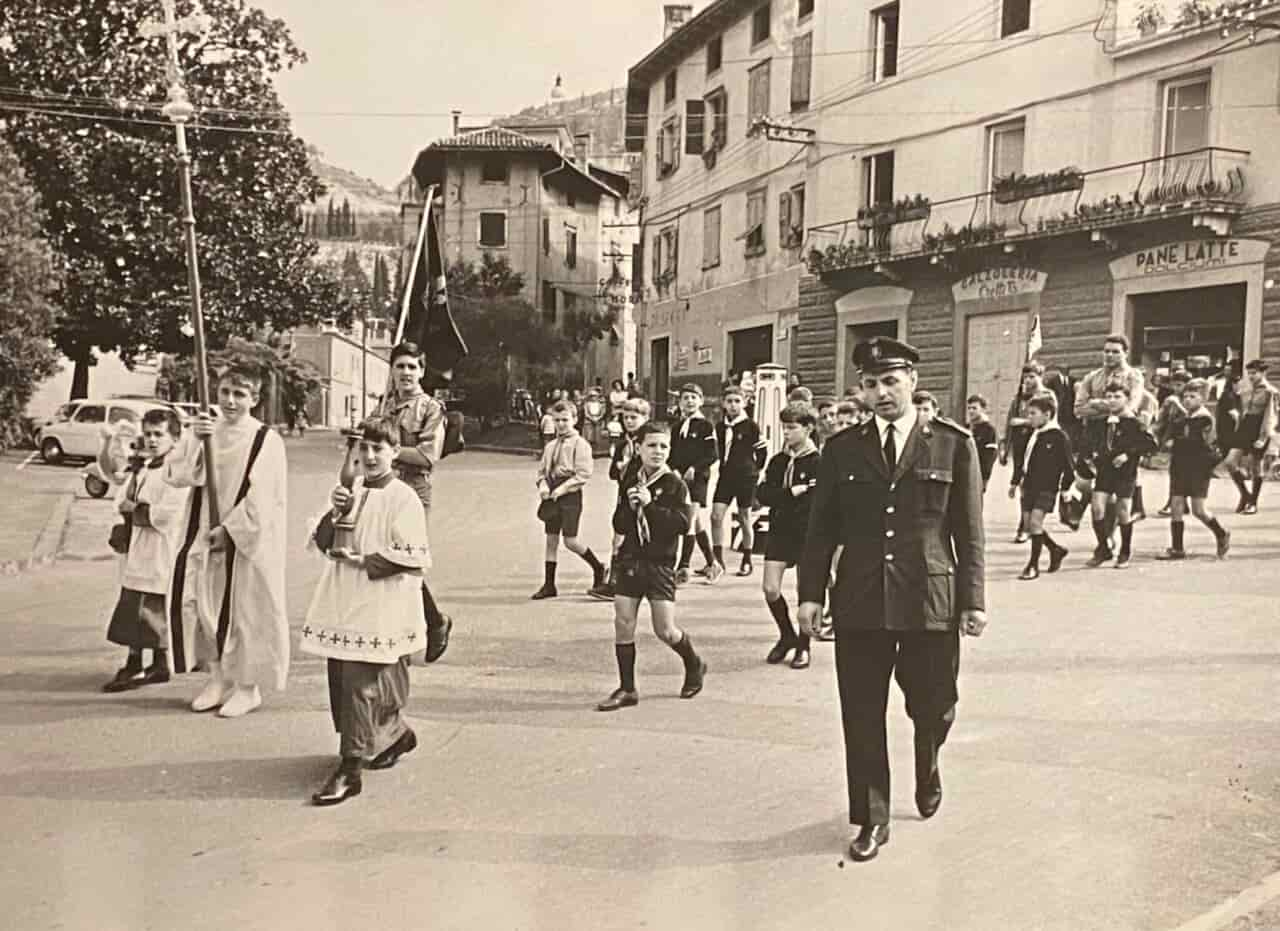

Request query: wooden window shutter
[
  {"left": 685, "top": 100, "right": 706, "bottom": 155},
  {"left": 670, "top": 226, "right": 679, "bottom": 275},
  {"left": 778, "top": 191, "right": 791, "bottom": 245},
  {"left": 652, "top": 232, "right": 661, "bottom": 286},
  {"left": 791, "top": 33, "right": 812, "bottom": 109},
  {"left": 673, "top": 115, "right": 683, "bottom": 169}
]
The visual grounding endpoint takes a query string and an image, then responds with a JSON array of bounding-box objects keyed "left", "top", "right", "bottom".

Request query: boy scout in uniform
[
  {"left": 797, "top": 337, "right": 987, "bottom": 864},
  {"left": 377, "top": 341, "right": 452, "bottom": 662}
]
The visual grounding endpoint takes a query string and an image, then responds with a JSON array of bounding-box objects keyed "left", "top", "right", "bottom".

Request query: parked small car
[{"left": 36, "top": 398, "right": 175, "bottom": 464}]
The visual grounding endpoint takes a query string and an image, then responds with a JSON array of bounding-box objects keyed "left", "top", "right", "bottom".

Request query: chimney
[
  {"left": 450, "top": 109, "right": 462, "bottom": 135},
  {"left": 663, "top": 4, "right": 693, "bottom": 39},
  {"left": 573, "top": 132, "right": 592, "bottom": 169}
]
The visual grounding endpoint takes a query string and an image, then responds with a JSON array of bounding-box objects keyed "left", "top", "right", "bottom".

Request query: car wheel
[
  {"left": 40, "top": 437, "right": 64, "bottom": 464},
  {"left": 84, "top": 474, "right": 110, "bottom": 498}
]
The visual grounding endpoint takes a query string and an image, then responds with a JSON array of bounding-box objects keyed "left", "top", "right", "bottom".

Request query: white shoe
[
  {"left": 190, "top": 676, "right": 230, "bottom": 712},
  {"left": 216, "top": 684, "right": 262, "bottom": 718}
]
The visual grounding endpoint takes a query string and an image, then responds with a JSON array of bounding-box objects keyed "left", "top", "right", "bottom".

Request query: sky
[{"left": 256, "top": 0, "right": 664, "bottom": 188}]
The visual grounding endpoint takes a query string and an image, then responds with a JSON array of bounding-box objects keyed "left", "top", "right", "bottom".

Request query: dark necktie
[{"left": 883, "top": 423, "right": 896, "bottom": 473}]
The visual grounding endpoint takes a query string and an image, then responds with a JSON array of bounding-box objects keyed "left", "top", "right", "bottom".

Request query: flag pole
[
  {"left": 143, "top": 0, "right": 219, "bottom": 524},
  {"left": 395, "top": 185, "right": 437, "bottom": 344}
]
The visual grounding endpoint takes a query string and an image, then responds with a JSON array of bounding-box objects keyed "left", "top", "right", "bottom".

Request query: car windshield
[{"left": 52, "top": 403, "right": 76, "bottom": 422}]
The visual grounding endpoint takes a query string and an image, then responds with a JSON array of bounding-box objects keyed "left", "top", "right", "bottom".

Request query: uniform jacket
[
  {"left": 612, "top": 469, "right": 691, "bottom": 564},
  {"left": 670, "top": 414, "right": 717, "bottom": 476},
  {"left": 798, "top": 415, "right": 985, "bottom": 633},
  {"left": 1012, "top": 425, "right": 1074, "bottom": 495},
  {"left": 1170, "top": 408, "right": 1219, "bottom": 478},
  {"left": 756, "top": 445, "right": 821, "bottom": 542},
  {"left": 1081, "top": 413, "right": 1157, "bottom": 472},
  {"left": 715, "top": 415, "right": 767, "bottom": 477}
]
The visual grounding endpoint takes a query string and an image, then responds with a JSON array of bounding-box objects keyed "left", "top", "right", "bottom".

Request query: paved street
[{"left": 2, "top": 432, "right": 1279, "bottom": 931}]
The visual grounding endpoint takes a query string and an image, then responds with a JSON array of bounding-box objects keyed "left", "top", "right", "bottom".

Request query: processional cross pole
[{"left": 141, "top": 1, "right": 220, "bottom": 523}]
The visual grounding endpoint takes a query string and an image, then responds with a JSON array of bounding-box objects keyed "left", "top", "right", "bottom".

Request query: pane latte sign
[{"left": 1111, "top": 239, "right": 1268, "bottom": 279}]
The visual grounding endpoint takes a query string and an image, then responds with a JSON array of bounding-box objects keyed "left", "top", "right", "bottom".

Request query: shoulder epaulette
[{"left": 932, "top": 415, "right": 972, "bottom": 438}]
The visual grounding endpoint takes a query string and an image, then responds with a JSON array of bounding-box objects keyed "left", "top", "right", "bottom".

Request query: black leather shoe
[
  {"left": 680, "top": 659, "right": 707, "bottom": 699},
  {"left": 530, "top": 584, "right": 558, "bottom": 600},
  {"left": 1085, "top": 549, "right": 1113, "bottom": 568},
  {"left": 848, "top": 824, "right": 890, "bottom": 862},
  {"left": 101, "top": 667, "right": 144, "bottom": 693},
  {"left": 140, "top": 664, "right": 171, "bottom": 686},
  {"left": 790, "top": 648, "right": 811, "bottom": 670},
  {"left": 311, "top": 761, "right": 363, "bottom": 806},
  {"left": 765, "top": 638, "right": 796, "bottom": 665},
  {"left": 1047, "top": 545, "right": 1069, "bottom": 573},
  {"left": 366, "top": 729, "right": 418, "bottom": 771},
  {"left": 1216, "top": 530, "right": 1231, "bottom": 559},
  {"left": 595, "top": 688, "right": 639, "bottom": 712},
  {"left": 425, "top": 615, "right": 452, "bottom": 663},
  {"left": 1017, "top": 566, "right": 1039, "bottom": 581},
  {"left": 916, "top": 770, "right": 942, "bottom": 819}
]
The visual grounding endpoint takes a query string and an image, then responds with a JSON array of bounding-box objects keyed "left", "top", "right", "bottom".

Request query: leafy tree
[
  {"left": 160, "top": 334, "right": 322, "bottom": 421},
  {"left": 0, "top": 0, "right": 351, "bottom": 399},
  {"left": 0, "top": 140, "right": 59, "bottom": 449}
]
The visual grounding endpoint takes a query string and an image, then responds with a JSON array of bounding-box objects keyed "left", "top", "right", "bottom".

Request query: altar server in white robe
[
  {"left": 303, "top": 415, "right": 430, "bottom": 805},
  {"left": 166, "top": 365, "right": 289, "bottom": 718}
]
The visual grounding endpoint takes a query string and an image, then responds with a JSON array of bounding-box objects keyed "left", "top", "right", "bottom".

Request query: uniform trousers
[
  {"left": 834, "top": 628, "right": 960, "bottom": 826},
  {"left": 327, "top": 657, "right": 410, "bottom": 760}
]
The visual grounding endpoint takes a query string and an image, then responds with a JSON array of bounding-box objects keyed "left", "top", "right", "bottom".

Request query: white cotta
[
  {"left": 302, "top": 476, "right": 430, "bottom": 665},
  {"left": 118, "top": 464, "right": 191, "bottom": 595},
  {"left": 165, "top": 417, "right": 290, "bottom": 690}
]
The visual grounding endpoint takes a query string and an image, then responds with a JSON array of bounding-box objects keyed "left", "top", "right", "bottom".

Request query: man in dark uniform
[{"left": 797, "top": 337, "right": 987, "bottom": 863}]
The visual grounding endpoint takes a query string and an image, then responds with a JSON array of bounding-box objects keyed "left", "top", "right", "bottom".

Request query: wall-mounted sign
[
  {"left": 674, "top": 343, "right": 690, "bottom": 371},
  {"left": 694, "top": 342, "right": 713, "bottom": 365},
  {"left": 1111, "top": 239, "right": 1269, "bottom": 279},
  {"left": 952, "top": 267, "right": 1046, "bottom": 303}
]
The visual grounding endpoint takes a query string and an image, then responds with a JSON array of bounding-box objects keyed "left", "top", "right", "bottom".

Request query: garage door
[{"left": 966, "top": 311, "right": 1028, "bottom": 428}]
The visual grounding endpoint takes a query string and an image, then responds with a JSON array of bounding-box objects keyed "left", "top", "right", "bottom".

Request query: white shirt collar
[
  {"left": 724, "top": 412, "right": 747, "bottom": 428},
  {"left": 874, "top": 405, "right": 917, "bottom": 446}
]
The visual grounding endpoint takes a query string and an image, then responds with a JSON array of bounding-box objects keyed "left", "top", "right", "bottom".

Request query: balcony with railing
[{"left": 805, "top": 147, "right": 1249, "bottom": 276}]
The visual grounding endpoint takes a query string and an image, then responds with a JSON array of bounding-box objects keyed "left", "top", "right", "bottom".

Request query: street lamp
[{"left": 140, "top": 0, "right": 220, "bottom": 523}]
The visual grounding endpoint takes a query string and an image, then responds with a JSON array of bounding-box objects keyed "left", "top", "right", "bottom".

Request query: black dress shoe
[
  {"left": 848, "top": 824, "right": 890, "bottom": 862},
  {"left": 680, "top": 659, "right": 707, "bottom": 699},
  {"left": 140, "top": 664, "right": 171, "bottom": 685},
  {"left": 1047, "top": 545, "right": 1069, "bottom": 573},
  {"left": 101, "top": 663, "right": 144, "bottom": 693},
  {"left": 1216, "top": 529, "right": 1231, "bottom": 559},
  {"left": 765, "top": 638, "right": 796, "bottom": 665},
  {"left": 1017, "top": 566, "right": 1040, "bottom": 581},
  {"left": 425, "top": 615, "right": 452, "bottom": 663},
  {"left": 530, "top": 584, "right": 558, "bottom": 600},
  {"left": 790, "top": 648, "right": 811, "bottom": 670},
  {"left": 595, "top": 688, "right": 639, "bottom": 712},
  {"left": 366, "top": 728, "right": 418, "bottom": 771},
  {"left": 916, "top": 770, "right": 942, "bottom": 819},
  {"left": 311, "top": 761, "right": 363, "bottom": 806}
]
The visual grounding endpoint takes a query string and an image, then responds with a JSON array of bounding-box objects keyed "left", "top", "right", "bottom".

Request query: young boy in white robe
[
  {"left": 304, "top": 416, "right": 430, "bottom": 806},
  {"left": 101, "top": 408, "right": 192, "bottom": 691},
  {"left": 166, "top": 365, "right": 289, "bottom": 718}
]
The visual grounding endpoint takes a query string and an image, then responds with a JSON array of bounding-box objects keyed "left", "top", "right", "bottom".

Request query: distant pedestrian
[
  {"left": 712, "top": 385, "right": 766, "bottom": 577},
  {"left": 1158, "top": 379, "right": 1231, "bottom": 560},
  {"left": 1080, "top": 381, "right": 1157, "bottom": 569},
  {"left": 912, "top": 390, "right": 938, "bottom": 422},
  {"left": 1008, "top": 393, "right": 1074, "bottom": 580},
  {"left": 1223, "top": 360, "right": 1278, "bottom": 514},
  {"left": 965, "top": 395, "right": 998, "bottom": 491}
]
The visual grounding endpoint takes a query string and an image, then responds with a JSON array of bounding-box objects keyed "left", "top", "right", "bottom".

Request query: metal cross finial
[{"left": 140, "top": 0, "right": 210, "bottom": 122}]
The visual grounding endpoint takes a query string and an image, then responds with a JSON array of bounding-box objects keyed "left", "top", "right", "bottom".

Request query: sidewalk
[{"left": 0, "top": 451, "right": 77, "bottom": 572}]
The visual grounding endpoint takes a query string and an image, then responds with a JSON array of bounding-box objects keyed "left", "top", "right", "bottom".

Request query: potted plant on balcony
[
  {"left": 1134, "top": 1, "right": 1166, "bottom": 36},
  {"left": 856, "top": 194, "right": 932, "bottom": 229},
  {"left": 993, "top": 167, "right": 1086, "bottom": 204},
  {"left": 1174, "top": 0, "right": 1214, "bottom": 28}
]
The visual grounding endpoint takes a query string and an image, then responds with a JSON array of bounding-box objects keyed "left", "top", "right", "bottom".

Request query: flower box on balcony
[
  {"left": 992, "top": 168, "right": 1085, "bottom": 204},
  {"left": 855, "top": 195, "right": 931, "bottom": 230}
]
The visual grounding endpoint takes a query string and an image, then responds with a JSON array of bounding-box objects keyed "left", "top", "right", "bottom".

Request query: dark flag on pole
[{"left": 397, "top": 187, "right": 467, "bottom": 379}]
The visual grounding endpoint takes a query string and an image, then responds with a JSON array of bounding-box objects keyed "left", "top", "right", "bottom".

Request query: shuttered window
[
  {"left": 748, "top": 60, "right": 771, "bottom": 126},
  {"left": 744, "top": 189, "right": 767, "bottom": 256},
  {"left": 790, "top": 33, "right": 812, "bottom": 111},
  {"left": 703, "top": 206, "right": 722, "bottom": 268},
  {"left": 685, "top": 100, "right": 706, "bottom": 155}
]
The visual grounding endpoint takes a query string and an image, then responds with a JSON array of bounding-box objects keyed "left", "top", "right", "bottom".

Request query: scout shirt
[
  {"left": 1074, "top": 364, "right": 1145, "bottom": 424},
  {"left": 537, "top": 428, "right": 593, "bottom": 498},
  {"left": 670, "top": 413, "right": 717, "bottom": 477},
  {"left": 378, "top": 388, "right": 444, "bottom": 508},
  {"left": 755, "top": 441, "right": 821, "bottom": 544},
  {"left": 715, "top": 413, "right": 767, "bottom": 477}
]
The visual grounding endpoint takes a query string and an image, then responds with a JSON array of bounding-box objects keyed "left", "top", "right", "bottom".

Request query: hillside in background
[{"left": 304, "top": 149, "right": 401, "bottom": 247}]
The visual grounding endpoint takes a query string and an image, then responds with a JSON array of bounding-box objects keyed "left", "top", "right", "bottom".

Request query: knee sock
[
  {"left": 668, "top": 631, "right": 700, "bottom": 670},
  {"left": 580, "top": 548, "right": 605, "bottom": 579},
  {"left": 543, "top": 561, "right": 557, "bottom": 588},
  {"left": 1092, "top": 519, "right": 1109, "bottom": 551},
  {"left": 1028, "top": 534, "right": 1044, "bottom": 569},
  {"left": 1119, "top": 522, "right": 1133, "bottom": 558},
  {"left": 1043, "top": 530, "right": 1062, "bottom": 554},
  {"left": 1250, "top": 476, "right": 1263, "bottom": 504},
  {"left": 696, "top": 531, "right": 714, "bottom": 566},
  {"left": 712, "top": 544, "right": 724, "bottom": 566},
  {"left": 796, "top": 632, "right": 811, "bottom": 652},
  {"left": 421, "top": 583, "right": 444, "bottom": 627},
  {"left": 1170, "top": 520, "right": 1185, "bottom": 551},
  {"left": 124, "top": 650, "right": 143, "bottom": 673},
  {"left": 1103, "top": 510, "right": 1117, "bottom": 542},
  {"left": 615, "top": 642, "right": 636, "bottom": 692},
  {"left": 1016, "top": 512, "right": 1027, "bottom": 535},
  {"left": 150, "top": 648, "right": 168, "bottom": 670},
  {"left": 679, "top": 535, "right": 695, "bottom": 570},
  {"left": 1231, "top": 470, "right": 1249, "bottom": 498},
  {"left": 1205, "top": 516, "right": 1226, "bottom": 539},
  {"left": 766, "top": 595, "right": 797, "bottom": 641}
]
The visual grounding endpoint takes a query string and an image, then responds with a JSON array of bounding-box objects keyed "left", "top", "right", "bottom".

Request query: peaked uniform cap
[{"left": 853, "top": 337, "right": 920, "bottom": 374}]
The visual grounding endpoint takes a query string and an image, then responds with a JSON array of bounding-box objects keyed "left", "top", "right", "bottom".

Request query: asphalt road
[{"left": 1, "top": 431, "right": 1279, "bottom": 931}]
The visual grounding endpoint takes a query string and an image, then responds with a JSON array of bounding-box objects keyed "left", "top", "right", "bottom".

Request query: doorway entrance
[
  {"left": 728, "top": 325, "right": 773, "bottom": 378},
  {"left": 965, "top": 310, "right": 1029, "bottom": 426},
  {"left": 1132, "top": 283, "right": 1245, "bottom": 379},
  {"left": 843, "top": 319, "right": 900, "bottom": 392},
  {"left": 650, "top": 337, "right": 670, "bottom": 418}
]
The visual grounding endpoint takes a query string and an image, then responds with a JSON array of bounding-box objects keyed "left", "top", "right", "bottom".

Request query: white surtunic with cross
[{"left": 302, "top": 477, "right": 430, "bottom": 665}]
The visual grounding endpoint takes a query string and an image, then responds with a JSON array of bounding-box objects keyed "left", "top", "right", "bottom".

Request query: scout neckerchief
[
  {"left": 782, "top": 439, "right": 818, "bottom": 488},
  {"left": 679, "top": 411, "right": 703, "bottom": 438},
  {"left": 633, "top": 464, "right": 671, "bottom": 546},
  {"left": 1022, "top": 420, "right": 1058, "bottom": 477},
  {"left": 721, "top": 412, "right": 746, "bottom": 464}
]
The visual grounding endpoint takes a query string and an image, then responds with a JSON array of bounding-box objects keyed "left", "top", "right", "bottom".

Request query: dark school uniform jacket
[
  {"left": 971, "top": 420, "right": 998, "bottom": 483},
  {"left": 1081, "top": 413, "right": 1157, "bottom": 478},
  {"left": 715, "top": 415, "right": 767, "bottom": 478},
  {"left": 756, "top": 446, "right": 821, "bottom": 543},
  {"left": 612, "top": 469, "right": 691, "bottom": 565},
  {"left": 1012, "top": 425, "right": 1074, "bottom": 495},
  {"left": 670, "top": 415, "right": 717, "bottom": 477},
  {"left": 1170, "top": 408, "right": 1219, "bottom": 480},
  {"left": 798, "top": 415, "right": 985, "bottom": 633}
]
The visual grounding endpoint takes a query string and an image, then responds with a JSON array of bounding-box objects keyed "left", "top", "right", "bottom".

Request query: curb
[
  {"left": 465, "top": 445, "right": 542, "bottom": 457},
  {"left": 0, "top": 491, "right": 75, "bottom": 576}
]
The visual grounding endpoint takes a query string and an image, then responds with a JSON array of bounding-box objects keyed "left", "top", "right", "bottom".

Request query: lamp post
[{"left": 141, "top": 0, "right": 220, "bottom": 523}]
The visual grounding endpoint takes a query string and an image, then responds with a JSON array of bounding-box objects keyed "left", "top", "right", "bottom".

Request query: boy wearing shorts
[
  {"left": 531, "top": 401, "right": 607, "bottom": 599},
  {"left": 1008, "top": 394, "right": 1074, "bottom": 580},
  {"left": 712, "top": 386, "right": 766, "bottom": 577},
  {"left": 597, "top": 422, "right": 707, "bottom": 711},
  {"left": 670, "top": 384, "right": 718, "bottom": 583},
  {"left": 1158, "top": 378, "right": 1231, "bottom": 559},
  {"left": 1082, "top": 381, "right": 1157, "bottom": 569}
]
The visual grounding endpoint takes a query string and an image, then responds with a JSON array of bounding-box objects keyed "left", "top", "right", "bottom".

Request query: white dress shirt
[{"left": 873, "top": 405, "right": 918, "bottom": 458}]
